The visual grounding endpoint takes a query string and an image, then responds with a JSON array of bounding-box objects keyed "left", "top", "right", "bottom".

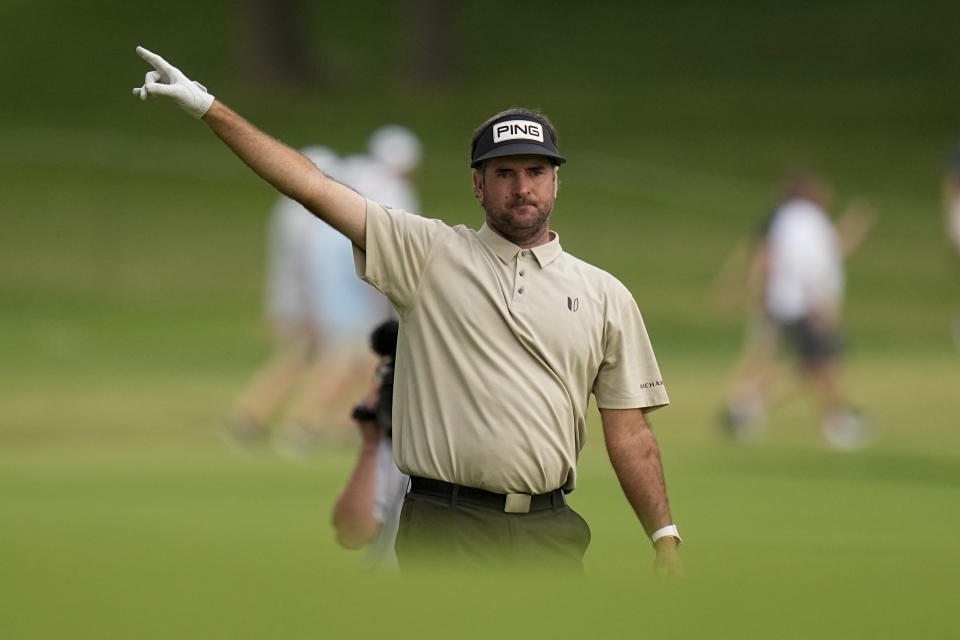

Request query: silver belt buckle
[{"left": 504, "top": 493, "right": 531, "bottom": 513}]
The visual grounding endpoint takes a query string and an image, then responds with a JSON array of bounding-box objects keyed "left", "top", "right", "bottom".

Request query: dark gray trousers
[{"left": 394, "top": 491, "right": 591, "bottom": 571}]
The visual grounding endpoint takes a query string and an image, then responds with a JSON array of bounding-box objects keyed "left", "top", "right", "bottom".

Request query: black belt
[{"left": 409, "top": 476, "right": 565, "bottom": 513}]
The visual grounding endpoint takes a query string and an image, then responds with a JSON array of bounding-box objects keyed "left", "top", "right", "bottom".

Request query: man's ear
[{"left": 472, "top": 169, "right": 483, "bottom": 199}]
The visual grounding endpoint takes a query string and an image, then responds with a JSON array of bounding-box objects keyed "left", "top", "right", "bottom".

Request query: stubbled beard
[{"left": 484, "top": 198, "right": 552, "bottom": 244}]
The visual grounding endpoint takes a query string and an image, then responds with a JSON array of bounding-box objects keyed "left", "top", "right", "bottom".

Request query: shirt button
[
  {"left": 518, "top": 287, "right": 525, "bottom": 294},
  {"left": 519, "top": 270, "right": 526, "bottom": 277},
  {"left": 520, "top": 250, "right": 528, "bottom": 258}
]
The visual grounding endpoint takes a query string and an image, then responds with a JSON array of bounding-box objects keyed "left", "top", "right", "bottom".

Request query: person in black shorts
[{"left": 720, "top": 173, "right": 875, "bottom": 449}]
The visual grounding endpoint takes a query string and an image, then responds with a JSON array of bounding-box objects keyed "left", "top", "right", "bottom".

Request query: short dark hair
[
  {"left": 781, "top": 170, "right": 830, "bottom": 206},
  {"left": 470, "top": 107, "right": 560, "bottom": 172}
]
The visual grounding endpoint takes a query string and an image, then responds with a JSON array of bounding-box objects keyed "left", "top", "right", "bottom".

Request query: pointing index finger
[{"left": 136, "top": 46, "right": 174, "bottom": 75}]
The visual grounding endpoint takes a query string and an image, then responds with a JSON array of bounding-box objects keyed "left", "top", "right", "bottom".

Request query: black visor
[{"left": 471, "top": 116, "right": 566, "bottom": 168}]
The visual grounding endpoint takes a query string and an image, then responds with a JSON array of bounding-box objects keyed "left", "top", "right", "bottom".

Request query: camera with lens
[{"left": 351, "top": 319, "right": 397, "bottom": 436}]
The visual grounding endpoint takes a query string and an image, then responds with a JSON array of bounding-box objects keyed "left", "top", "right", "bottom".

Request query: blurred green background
[{"left": 2, "top": 1, "right": 959, "bottom": 638}]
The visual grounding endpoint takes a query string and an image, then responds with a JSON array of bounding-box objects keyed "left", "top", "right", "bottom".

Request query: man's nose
[{"left": 514, "top": 174, "right": 533, "bottom": 195}]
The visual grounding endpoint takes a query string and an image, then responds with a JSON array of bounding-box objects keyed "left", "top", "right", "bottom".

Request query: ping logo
[
  {"left": 567, "top": 297, "right": 579, "bottom": 312},
  {"left": 493, "top": 120, "right": 544, "bottom": 144}
]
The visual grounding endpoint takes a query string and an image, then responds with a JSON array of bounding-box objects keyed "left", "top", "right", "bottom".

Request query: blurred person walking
[
  {"left": 227, "top": 129, "right": 422, "bottom": 453},
  {"left": 720, "top": 172, "right": 875, "bottom": 450},
  {"left": 941, "top": 148, "right": 960, "bottom": 348},
  {"left": 133, "top": 46, "right": 681, "bottom": 574}
]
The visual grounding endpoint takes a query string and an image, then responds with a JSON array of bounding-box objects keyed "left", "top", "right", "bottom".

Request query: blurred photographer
[{"left": 331, "top": 320, "right": 409, "bottom": 569}]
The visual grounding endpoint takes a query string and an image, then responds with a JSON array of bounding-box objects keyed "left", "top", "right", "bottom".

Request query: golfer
[{"left": 133, "top": 46, "right": 682, "bottom": 573}]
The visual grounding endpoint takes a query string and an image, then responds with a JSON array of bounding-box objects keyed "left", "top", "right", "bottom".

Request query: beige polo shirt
[{"left": 355, "top": 199, "right": 668, "bottom": 494}]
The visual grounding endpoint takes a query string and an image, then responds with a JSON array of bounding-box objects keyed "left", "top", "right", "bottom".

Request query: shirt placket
[{"left": 510, "top": 249, "right": 532, "bottom": 308}]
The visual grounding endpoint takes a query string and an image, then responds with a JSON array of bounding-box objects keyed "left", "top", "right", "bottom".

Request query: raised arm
[
  {"left": 132, "top": 46, "right": 366, "bottom": 247},
  {"left": 600, "top": 407, "right": 682, "bottom": 575},
  {"left": 202, "top": 101, "right": 366, "bottom": 246},
  {"left": 331, "top": 419, "right": 382, "bottom": 549},
  {"left": 331, "top": 382, "right": 385, "bottom": 549},
  {"left": 834, "top": 199, "right": 876, "bottom": 258}
]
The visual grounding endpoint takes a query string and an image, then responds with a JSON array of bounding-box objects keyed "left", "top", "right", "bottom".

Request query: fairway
[
  {"left": 2, "top": 358, "right": 957, "bottom": 638},
  {"left": 3, "top": 1, "right": 960, "bottom": 638}
]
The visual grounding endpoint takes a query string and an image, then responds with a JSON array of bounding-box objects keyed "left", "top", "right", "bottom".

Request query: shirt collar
[{"left": 478, "top": 223, "right": 563, "bottom": 268}]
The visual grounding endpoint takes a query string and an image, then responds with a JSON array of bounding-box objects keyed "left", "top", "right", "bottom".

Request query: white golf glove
[{"left": 132, "top": 46, "right": 214, "bottom": 119}]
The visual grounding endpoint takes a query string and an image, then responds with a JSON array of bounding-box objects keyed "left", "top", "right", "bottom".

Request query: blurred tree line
[{"left": 237, "top": 0, "right": 458, "bottom": 88}]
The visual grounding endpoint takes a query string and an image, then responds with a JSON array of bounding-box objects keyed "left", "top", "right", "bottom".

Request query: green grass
[
  {"left": 3, "top": 135, "right": 959, "bottom": 639},
  {"left": 3, "top": 1, "right": 960, "bottom": 638}
]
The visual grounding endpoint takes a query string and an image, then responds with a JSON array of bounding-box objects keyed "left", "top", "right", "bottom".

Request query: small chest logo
[
  {"left": 567, "top": 296, "right": 579, "bottom": 312},
  {"left": 493, "top": 120, "right": 544, "bottom": 144}
]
